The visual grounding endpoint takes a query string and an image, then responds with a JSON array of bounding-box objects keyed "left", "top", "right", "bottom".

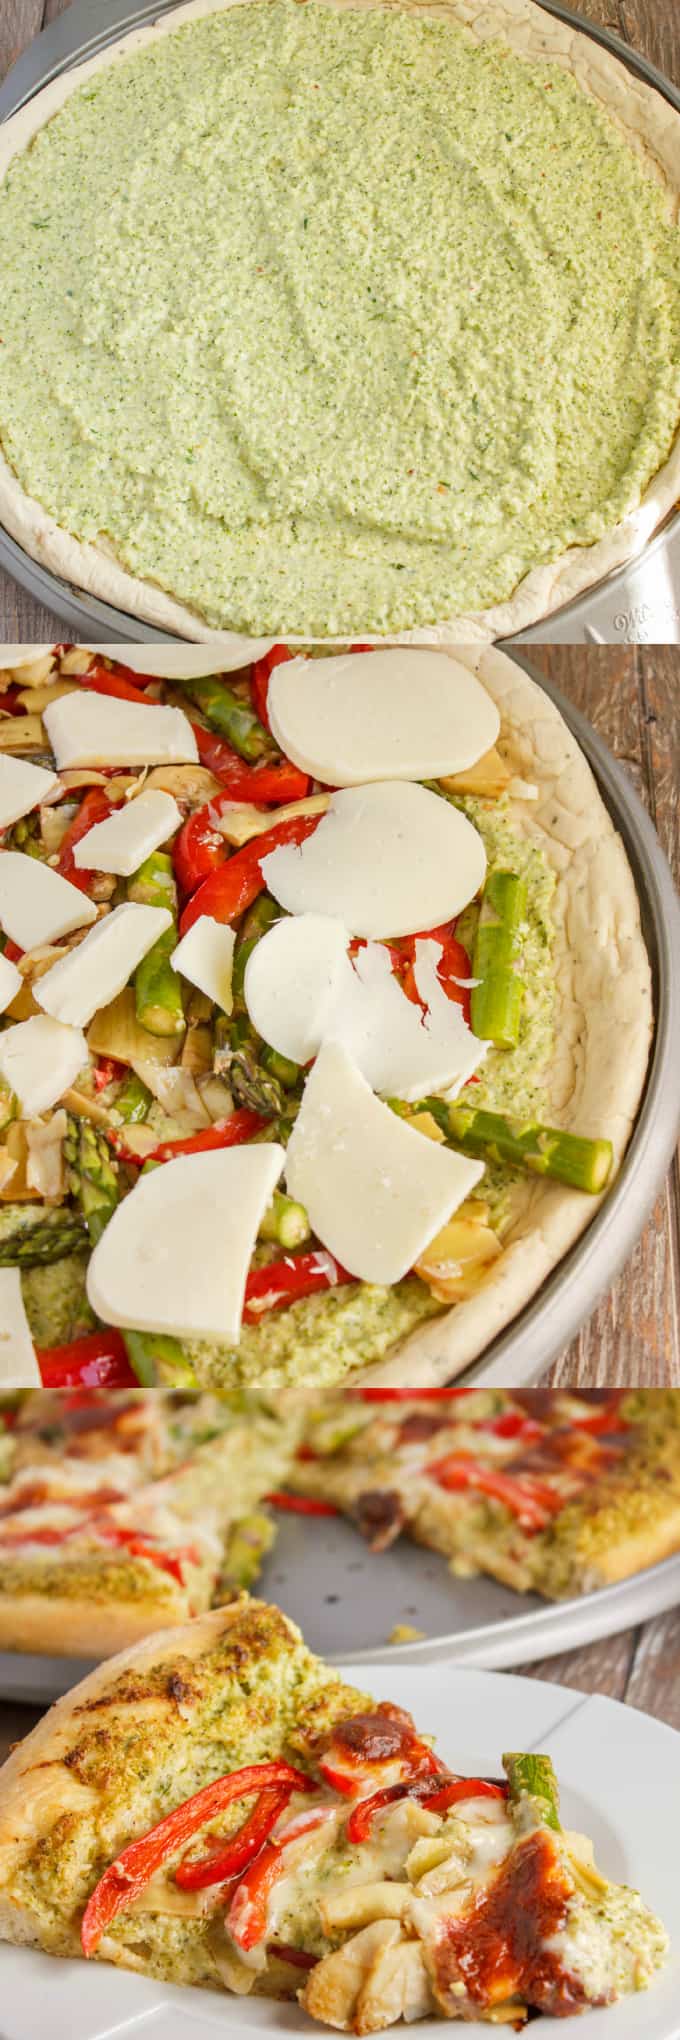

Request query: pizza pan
[{"left": 0, "top": 0, "right": 680, "bottom": 644}]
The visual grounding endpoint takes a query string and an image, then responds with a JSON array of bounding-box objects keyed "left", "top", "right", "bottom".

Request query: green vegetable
[
  {"left": 128, "top": 849, "right": 178, "bottom": 913},
  {"left": 64, "top": 1115, "right": 120, "bottom": 1245},
  {"left": 221, "top": 1508, "right": 276, "bottom": 1590},
  {"left": 259, "top": 1190, "right": 310, "bottom": 1250},
  {"left": 232, "top": 894, "right": 282, "bottom": 1012},
  {"left": 419, "top": 1099, "right": 613, "bottom": 1194},
  {"left": 123, "top": 1330, "right": 199, "bottom": 1386},
  {"left": 134, "top": 924, "right": 185, "bottom": 1038},
  {"left": 215, "top": 1013, "right": 287, "bottom": 1118},
  {"left": 471, "top": 869, "right": 527, "bottom": 1048},
  {"left": 181, "top": 676, "right": 270, "bottom": 761},
  {"left": 4, "top": 813, "right": 46, "bottom": 860},
  {"left": 503, "top": 1752, "right": 561, "bottom": 1831},
  {"left": 0, "top": 1212, "right": 88, "bottom": 1267},
  {"left": 113, "top": 1071, "right": 152, "bottom": 1124}
]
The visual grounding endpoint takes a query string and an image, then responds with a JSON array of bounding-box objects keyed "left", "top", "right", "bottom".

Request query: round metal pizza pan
[
  {"left": 0, "top": 0, "right": 680, "bottom": 643},
  {"left": 0, "top": 1541, "right": 678, "bottom": 1705}
]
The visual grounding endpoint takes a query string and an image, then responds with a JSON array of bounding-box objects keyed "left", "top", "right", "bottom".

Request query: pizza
[
  {"left": 0, "top": 1390, "right": 295, "bottom": 1655},
  {"left": 0, "top": 1, "right": 680, "bottom": 644},
  {"left": 292, "top": 1388, "right": 680, "bottom": 1599},
  {"left": 0, "top": 1599, "right": 668, "bottom": 2025},
  {"left": 0, "top": 641, "right": 651, "bottom": 1391}
]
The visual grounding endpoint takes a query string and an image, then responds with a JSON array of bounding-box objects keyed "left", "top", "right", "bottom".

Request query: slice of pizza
[
  {"left": 0, "top": 1600, "right": 667, "bottom": 2026},
  {"left": 0, "top": 1391, "right": 295, "bottom": 1655},
  {"left": 293, "top": 1387, "right": 680, "bottom": 1599}
]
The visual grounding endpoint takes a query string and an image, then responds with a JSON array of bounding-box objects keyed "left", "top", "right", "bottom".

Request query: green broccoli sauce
[{"left": 0, "top": 0, "right": 679, "bottom": 634}]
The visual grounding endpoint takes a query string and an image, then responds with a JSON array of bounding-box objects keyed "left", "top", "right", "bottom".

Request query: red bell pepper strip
[
  {"left": 2, "top": 939, "right": 23, "bottom": 964},
  {"left": 265, "top": 1493, "right": 340, "bottom": 1517},
  {"left": 477, "top": 1412, "right": 545, "bottom": 1443},
  {"left": 37, "top": 1332, "right": 137, "bottom": 1391},
  {"left": 348, "top": 1387, "right": 477, "bottom": 1404},
  {"left": 345, "top": 1775, "right": 505, "bottom": 1844},
  {"left": 80, "top": 666, "right": 151, "bottom": 705},
  {"left": 108, "top": 1109, "right": 266, "bottom": 1169},
  {"left": 250, "top": 644, "right": 294, "bottom": 731},
  {"left": 399, "top": 927, "right": 472, "bottom": 1023},
  {"left": 57, "top": 787, "right": 113, "bottom": 890},
  {"left": 81, "top": 1762, "right": 315, "bottom": 1955},
  {"left": 226, "top": 1808, "right": 332, "bottom": 1951},
  {"left": 570, "top": 1396, "right": 627, "bottom": 1435},
  {"left": 176, "top": 1785, "right": 293, "bottom": 1890},
  {"left": 427, "top": 1453, "right": 563, "bottom": 1531},
  {"left": 174, "top": 765, "right": 311, "bottom": 895},
  {"left": 95, "top": 1523, "right": 199, "bottom": 1587},
  {"left": 243, "top": 1252, "right": 354, "bottom": 1324},
  {"left": 268, "top": 1942, "right": 317, "bottom": 1971},
  {"left": 93, "top": 1056, "right": 124, "bottom": 1095},
  {"left": 180, "top": 812, "right": 321, "bottom": 934}
]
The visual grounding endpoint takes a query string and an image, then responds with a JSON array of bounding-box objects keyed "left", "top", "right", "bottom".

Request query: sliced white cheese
[
  {"left": 43, "top": 693, "right": 198, "bottom": 770},
  {"left": 87, "top": 1144, "right": 285, "bottom": 1340},
  {"left": 171, "top": 918, "right": 236, "bottom": 1014},
  {"left": 0, "top": 1271, "right": 41, "bottom": 1385},
  {"left": 73, "top": 789, "right": 181, "bottom": 876},
  {"left": 0, "top": 952, "right": 22, "bottom": 1015},
  {"left": 34, "top": 903, "right": 172, "bottom": 1029},
  {"left": 261, "top": 783, "right": 486, "bottom": 938},
  {"left": 0, "top": 646, "right": 54, "bottom": 674},
  {"left": 77, "top": 644, "right": 273, "bottom": 677},
  {"left": 285, "top": 1041, "right": 484, "bottom": 1285},
  {"left": 0, "top": 754, "right": 59, "bottom": 829},
  {"left": 0, "top": 1015, "right": 88, "bottom": 1117},
  {"left": 268, "top": 651, "right": 500, "bottom": 786},
  {"left": 244, "top": 915, "right": 486, "bottom": 1100},
  {"left": 0, "top": 852, "right": 97, "bottom": 950}
]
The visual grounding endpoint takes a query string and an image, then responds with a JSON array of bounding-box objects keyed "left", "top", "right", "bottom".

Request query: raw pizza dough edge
[{"left": 0, "top": 0, "right": 679, "bottom": 649}]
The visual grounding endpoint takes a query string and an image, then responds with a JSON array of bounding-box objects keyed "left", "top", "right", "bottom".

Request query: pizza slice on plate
[
  {"left": 293, "top": 1388, "right": 680, "bottom": 1598},
  {"left": 0, "top": 1391, "right": 294, "bottom": 1654},
  {"left": 0, "top": 1599, "right": 667, "bottom": 2027}
]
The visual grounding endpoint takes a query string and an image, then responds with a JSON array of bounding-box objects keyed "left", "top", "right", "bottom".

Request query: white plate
[{"left": 0, "top": 1664, "right": 678, "bottom": 2040}]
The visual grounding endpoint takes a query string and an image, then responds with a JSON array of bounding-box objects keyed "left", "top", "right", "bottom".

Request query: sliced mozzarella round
[
  {"left": 268, "top": 650, "right": 500, "bottom": 786},
  {"left": 0, "top": 853, "right": 97, "bottom": 951},
  {"left": 86, "top": 1144, "right": 285, "bottom": 1341},
  {"left": 77, "top": 643, "right": 273, "bottom": 677},
  {"left": 243, "top": 914, "right": 486, "bottom": 1101},
  {"left": 34, "top": 903, "right": 172, "bottom": 1028},
  {"left": 43, "top": 692, "right": 198, "bottom": 770},
  {"left": 285, "top": 1042, "right": 483, "bottom": 1286},
  {"left": 0, "top": 1272, "right": 41, "bottom": 1385},
  {"left": 244, "top": 913, "right": 349, "bottom": 1065},
  {"left": 0, "top": 755, "right": 59, "bottom": 830},
  {"left": 73, "top": 789, "right": 181, "bottom": 876},
  {"left": 0, "top": 953, "right": 22, "bottom": 1017},
  {"left": 0, "top": 1015, "right": 88, "bottom": 1117},
  {"left": 171, "top": 918, "right": 236, "bottom": 1014},
  {"left": 261, "top": 783, "right": 486, "bottom": 938}
]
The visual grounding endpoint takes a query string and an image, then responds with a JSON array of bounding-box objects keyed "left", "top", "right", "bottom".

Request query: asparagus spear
[
  {"left": 418, "top": 1099, "right": 613, "bottom": 1195},
  {"left": 259, "top": 1190, "right": 310, "bottom": 1250},
  {"left": 503, "top": 1752, "right": 561, "bottom": 1831},
  {"left": 113, "top": 1071, "right": 152, "bottom": 1124},
  {"left": 215, "top": 1013, "right": 288, "bottom": 1118},
  {"left": 123, "top": 1330, "right": 199, "bottom": 1387},
  {"left": 471, "top": 869, "right": 527, "bottom": 1049},
  {"left": 232, "top": 894, "right": 282, "bottom": 1012},
  {"left": 0, "top": 1211, "right": 88, "bottom": 1266},
  {"left": 180, "top": 676, "right": 271, "bottom": 762},
  {"left": 4, "top": 812, "right": 46, "bottom": 860},
  {"left": 128, "top": 850, "right": 178, "bottom": 914},
  {"left": 128, "top": 851, "right": 185, "bottom": 1038},
  {"left": 64, "top": 1115, "right": 120, "bottom": 1245},
  {"left": 221, "top": 1509, "right": 276, "bottom": 1591}
]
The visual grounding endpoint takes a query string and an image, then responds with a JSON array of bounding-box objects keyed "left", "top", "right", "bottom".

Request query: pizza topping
[
  {"left": 0, "top": 852, "right": 97, "bottom": 950},
  {"left": 43, "top": 693, "right": 198, "bottom": 772},
  {"left": 176, "top": 1784, "right": 302, "bottom": 1892},
  {"left": 261, "top": 783, "right": 486, "bottom": 938},
  {"left": 0, "top": 952, "right": 21, "bottom": 1016},
  {"left": 170, "top": 919, "right": 235, "bottom": 1015},
  {"left": 0, "top": 754, "right": 58, "bottom": 829},
  {"left": 34, "top": 904, "right": 173, "bottom": 1029},
  {"left": 318, "top": 1704, "right": 441, "bottom": 1798},
  {"left": 0, "top": 1269, "right": 40, "bottom": 1383},
  {"left": 72, "top": 790, "right": 181, "bottom": 878},
  {"left": 109, "top": 1107, "right": 265, "bottom": 1170},
  {"left": 56, "top": 788, "right": 116, "bottom": 893},
  {"left": 0, "top": 1015, "right": 88, "bottom": 1118},
  {"left": 431, "top": 1828, "right": 589, "bottom": 2016},
  {"left": 242, "top": 1252, "right": 353, "bottom": 1322},
  {"left": 426, "top": 1453, "right": 565, "bottom": 1531},
  {"left": 36, "top": 1331, "right": 136, "bottom": 1390},
  {"left": 267, "top": 651, "right": 500, "bottom": 787},
  {"left": 179, "top": 812, "right": 320, "bottom": 936}
]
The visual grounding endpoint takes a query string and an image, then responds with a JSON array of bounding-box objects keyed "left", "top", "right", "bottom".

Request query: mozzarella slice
[
  {"left": 171, "top": 918, "right": 236, "bottom": 1013},
  {"left": 0, "top": 953, "right": 22, "bottom": 1015},
  {"left": 0, "top": 1272, "right": 41, "bottom": 1386},
  {"left": 285, "top": 1042, "right": 483, "bottom": 1285},
  {"left": 34, "top": 903, "right": 172, "bottom": 1028},
  {"left": 261, "top": 783, "right": 486, "bottom": 938},
  {"left": 244, "top": 913, "right": 349, "bottom": 1065},
  {"left": 268, "top": 650, "right": 500, "bottom": 786},
  {"left": 43, "top": 693, "right": 198, "bottom": 770},
  {"left": 77, "top": 643, "right": 273, "bottom": 677},
  {"left": 0, "top": 1015, "right": 88, "bottom": 1116},
  {"left": 0, "top": 853, "right": 97, "bottom": 950},
  {"left": 244, "top": 915, "right": 486, "bottom": 1100},
  {"left": 73, "top": 789, "right": 181, "bottom": 876},
  {"left": 0, "top": 755, "right": 59, "bottom": 829},
  {"left": 87, "top": 1144, "right": 285, "bottom": 1340}
]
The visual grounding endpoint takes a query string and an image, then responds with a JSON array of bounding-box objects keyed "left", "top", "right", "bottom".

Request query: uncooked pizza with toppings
[
  {"left": 0, "top": 1389, "right": 294, "bottom": 1654},
  {"left": 0, "top": 641, "right": 651, "bottom": 1390},
  {"left": 293, "top": 1387, "right": 680, "bottom": 1599},
  {"left": 0, "top": 1600, "right": 668, "bottom": 2023}
]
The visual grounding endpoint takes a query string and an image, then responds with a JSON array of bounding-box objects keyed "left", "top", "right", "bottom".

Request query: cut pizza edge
[{"left": 0, "top": 1598, "right": 668, "bottom": 2027}]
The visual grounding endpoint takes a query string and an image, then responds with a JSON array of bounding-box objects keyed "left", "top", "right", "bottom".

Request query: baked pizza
[
  {"left": 293, "top": 1387, "right": 680, "bottom": 1598},
  {"left": 0, "top": 1599, "right": 668, "bottom": 2024},
  {"left": 0, "top": 1, "right": 680, "bottom": 643},
  {"left": 0, "top": 1389, "right": 294, "bottom": 1654},
  {"left": 0, "top": 641, "right": 651, "bottom": 1390}
]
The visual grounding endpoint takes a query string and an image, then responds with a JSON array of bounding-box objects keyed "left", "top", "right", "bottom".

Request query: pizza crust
[
  {"left": 0, "top": 1589, "right": 194, "bottom": 1660},
  {"left": 0, "top": 0, "right": 679, "bottom": 648},
  {"left": 359, "top": 646, "right": 653, "bottom": 1382}
]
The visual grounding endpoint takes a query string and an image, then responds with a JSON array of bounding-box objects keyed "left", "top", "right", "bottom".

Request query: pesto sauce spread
[{"left": 1, "top": 0, "right": 680, "bottom": 634}]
